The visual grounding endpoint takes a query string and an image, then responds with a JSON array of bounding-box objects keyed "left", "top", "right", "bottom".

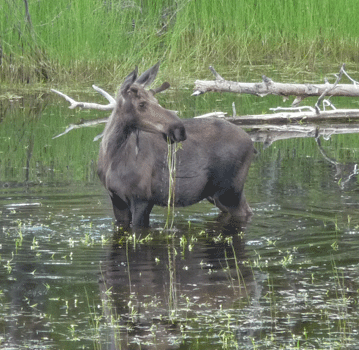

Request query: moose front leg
[
  {"left": 131, "top": 200, "right": 154, "bottom": 228},
  {"left": 111, "top": 194, "right": 132, "bottom": 229}
]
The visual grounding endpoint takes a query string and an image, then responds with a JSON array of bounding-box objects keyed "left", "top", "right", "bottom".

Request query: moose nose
[
  {"left": 173, "top": 123, "right": 187, "bottom": 142},
  {"left": 167, "top": 123, "right": 186, "bottom": 143}
]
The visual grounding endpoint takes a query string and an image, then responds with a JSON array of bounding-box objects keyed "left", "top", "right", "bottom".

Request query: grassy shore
[{"left": 1, "top": 0, "right": 359, "bottom": 87}]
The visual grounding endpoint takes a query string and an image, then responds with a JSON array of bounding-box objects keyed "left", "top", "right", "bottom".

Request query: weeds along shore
[{"left": 1, "top": 0, "right": 359, "bottom": 87}]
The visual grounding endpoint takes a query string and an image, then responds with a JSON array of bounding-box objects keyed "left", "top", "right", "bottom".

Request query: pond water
[{"left": 1, "top": 73, "right": 359, "bottom": 349}]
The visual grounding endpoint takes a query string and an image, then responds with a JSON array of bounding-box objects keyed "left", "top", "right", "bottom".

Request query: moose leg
[
  {"left": 234, "top": 191, "right": 253, "bottom": 218},
  {"left": 214, "top": 188, "right": 250, "bottom": 217},
  {"left": 110, "top": 193, "right": 132, "bottom": 228},
  {"left": 211, "top": 188, "right": 252, "bottom": 220},
  {"left": 221, "top": 157, "right": 253, "bottom": 219},
  {"left": 131, "top": 200, "right": 154, "bottom": 228},
  {"left": 207, "top": 195, "right": 229, "bottom": 213}
]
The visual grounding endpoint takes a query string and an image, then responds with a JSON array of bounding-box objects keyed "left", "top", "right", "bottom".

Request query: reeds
[{"left": 1, "top": 0, "right": 359, "bottom": 85}]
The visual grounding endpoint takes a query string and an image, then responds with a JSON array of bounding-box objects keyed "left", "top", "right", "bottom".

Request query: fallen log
[
  {"left": 193, "top": 78, "right": 359, "bottom": 99},
  {"left": 193, "top": 64, "right": 359, "bottom": 105},
  {"left": 193, "top": 64, "right": 359, "bottom": 126}
]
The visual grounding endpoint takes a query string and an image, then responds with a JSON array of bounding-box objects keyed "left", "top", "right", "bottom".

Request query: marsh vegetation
[{"left": 2, "top": 0, "right": 359, "bottom": 86}]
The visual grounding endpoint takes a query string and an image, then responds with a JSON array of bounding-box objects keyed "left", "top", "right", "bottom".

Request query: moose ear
[
  {"left": 136, "top": 61, "right": 160, "bottom": 87},
  {"left": 152, "top": 81, "right": 170, "bottom": 95},
  {"left": 121, "top": 67, "right": 138, "bottom": 94}
]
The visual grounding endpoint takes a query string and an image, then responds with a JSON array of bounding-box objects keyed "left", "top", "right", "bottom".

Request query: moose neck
[{"left": 102, "top": 98, "right": 137, "bottom": 157}]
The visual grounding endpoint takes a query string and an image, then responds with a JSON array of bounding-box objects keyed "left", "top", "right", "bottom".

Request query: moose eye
[{"left": 139, "top": 101, "right": 146, "bottom": 108}]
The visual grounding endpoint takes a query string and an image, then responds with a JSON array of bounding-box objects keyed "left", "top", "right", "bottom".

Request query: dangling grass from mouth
[{"left": 164, "top": 140, "right": 182, "bottom": 230}]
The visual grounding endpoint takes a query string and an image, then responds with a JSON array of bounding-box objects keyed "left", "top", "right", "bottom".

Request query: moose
[{"left": 53, "top": 63, "right": 255, "bottom": 228}]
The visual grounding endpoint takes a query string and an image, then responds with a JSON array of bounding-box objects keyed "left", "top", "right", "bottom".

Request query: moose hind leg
[
  {"left": 212, "top": 189, "right": 252, "bottom": 220},
  {"left": 215, "top": 154, "right": 254, "bottom": 220},
  {"left": 111, "top": 193, "right": 132, "bottom": 228}
]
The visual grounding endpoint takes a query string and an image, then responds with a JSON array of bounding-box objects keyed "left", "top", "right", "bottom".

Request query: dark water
[{"left": 1, "top": 85, "right": 359, "bottom": 349}]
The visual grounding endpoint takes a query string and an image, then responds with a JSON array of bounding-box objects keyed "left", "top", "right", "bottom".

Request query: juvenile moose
[
  {"left": 97, "top": 63, "right": 255, "bottom": 228},
  {"left": 54, "top": 63, "right": 255, "bottom": 228}
]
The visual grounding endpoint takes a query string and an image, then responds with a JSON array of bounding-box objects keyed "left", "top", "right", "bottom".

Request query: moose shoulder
[{"left": 96, "top": 63, "right": 255, "bottom": 229}]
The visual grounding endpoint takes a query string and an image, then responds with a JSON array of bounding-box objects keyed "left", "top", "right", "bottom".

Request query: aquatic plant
[{"left": 164, "top": 140, "right": 182, "bottom": 230}]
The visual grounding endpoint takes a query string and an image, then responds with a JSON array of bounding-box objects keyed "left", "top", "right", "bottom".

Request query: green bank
[{"left": 1, "top": 0, "right": 359, "bottom": 86}]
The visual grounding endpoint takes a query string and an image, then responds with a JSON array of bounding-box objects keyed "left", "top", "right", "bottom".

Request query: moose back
[{"left": 97, "top": 63, "right": 255, "bottom": 228}]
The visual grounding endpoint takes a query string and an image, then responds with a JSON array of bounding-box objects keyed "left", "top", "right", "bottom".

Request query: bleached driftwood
[
  {"left": 193, "top": 64, "right": 359, "bottom": 105},
  {"left": 51, "top": 85, "right": 116, "bottom": 110}
]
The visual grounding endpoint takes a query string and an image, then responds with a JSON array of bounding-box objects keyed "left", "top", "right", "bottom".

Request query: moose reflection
[
  {"left": 99, "top": 225, "right": 261, "bottom": 349},
  {"left": 98, "top": 63, "right": 255, "bottom": 228}
]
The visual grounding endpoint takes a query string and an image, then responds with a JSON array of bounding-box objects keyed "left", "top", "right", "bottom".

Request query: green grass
[{"left": 1, "top": 0, "right": 359, "bottom": 86}]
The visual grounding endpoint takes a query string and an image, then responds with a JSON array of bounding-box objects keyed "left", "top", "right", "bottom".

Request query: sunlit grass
[{"left": 1, "top": 0, "right": 359, "bottom": 85}]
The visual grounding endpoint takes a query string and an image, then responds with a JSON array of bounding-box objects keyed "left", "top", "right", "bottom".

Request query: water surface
[{"left": 1, "top": 80, "right": 359, "bottom": 349}]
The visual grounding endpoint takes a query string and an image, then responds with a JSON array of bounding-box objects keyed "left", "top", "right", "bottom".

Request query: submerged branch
[
  {"left": 247, "top": 123, "right": 359, "bottom": 189},
  {"left": 52, "top": 117, "right": 108, "bottom": 139}
]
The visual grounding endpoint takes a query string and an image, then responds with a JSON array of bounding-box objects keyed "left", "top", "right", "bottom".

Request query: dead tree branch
[
  {"left": 51, "top": 85, "right": 116, "bottom": 140},
  {"left": 51, "top": 85, "right": 116, "bottom": 111},
  {"left": 52, "top": 80, "right": 227, "bottom": 140},
  {"left": 52, "top": 66, "right": 359, "bottom": 144},
  {"left": 314, "top": 64, "right": 345, "bottom": 114}
]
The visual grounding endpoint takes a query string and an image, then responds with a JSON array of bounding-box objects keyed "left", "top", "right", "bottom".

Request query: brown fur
[{"left": 98, "top": 64, "right": 255, "bottom": 229}]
